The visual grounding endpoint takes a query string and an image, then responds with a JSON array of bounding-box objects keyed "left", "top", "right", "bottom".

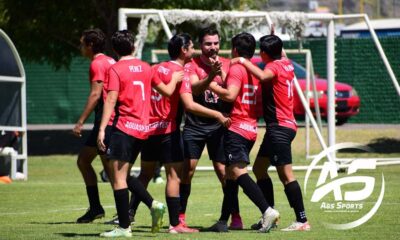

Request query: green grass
[{"left": 0, "top": 126, "right": 399, "bottom": 239}]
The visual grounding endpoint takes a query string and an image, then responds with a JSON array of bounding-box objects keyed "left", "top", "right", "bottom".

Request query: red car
[{"left": 254, "top": 59, "right": 360, "bottom": 125}]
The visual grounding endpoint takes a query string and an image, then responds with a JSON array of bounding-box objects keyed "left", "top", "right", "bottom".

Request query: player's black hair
[
  {"left": 231, "top": 32, "right": 256, "bottom": 59},
  {"left": 111, "top": 30, "right": 135, "bottom": 56},
  {"left": 168, "top": 33, "right": 192, "bottom": 60},
  {"left": 198, "top": 27, "right": 220, "bottom": 44},
  {"left": 82, "top": 28, "right": 106, "bottom": 54},
  {"left": 259, "top": 35, "right": 283, "bottom": 60}
]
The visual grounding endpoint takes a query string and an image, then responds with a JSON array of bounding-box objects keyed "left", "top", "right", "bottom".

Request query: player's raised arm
[
  {"left": 231, "top": 57, "right": 275, "bottom": 82},
  {"left": 153, "top": 70, "right": 184, "bottom": 97},
  {"left": 190, "top": 59, "right": 222, "bottom": 95}
]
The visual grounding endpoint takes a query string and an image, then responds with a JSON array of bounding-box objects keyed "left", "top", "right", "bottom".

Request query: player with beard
[{"left": 179, "top": 27, "right": 243, "bottom": 231}]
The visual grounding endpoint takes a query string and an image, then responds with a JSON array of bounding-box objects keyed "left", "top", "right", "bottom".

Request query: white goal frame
[{"left": 118, "top": 8, "right": 400, "bottom": 167}]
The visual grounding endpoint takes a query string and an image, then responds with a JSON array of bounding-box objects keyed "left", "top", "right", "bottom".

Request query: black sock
[
  {"left": 219, "top": 180, "right": 235, "bottom": 221},
  {"left": 257, "top": 178, "right": 274, "bottom": 208},
  {"left": 86, "top": 185, "right": 102, "bottom": 210},
  {"left": 114, "top": 188, "right": 130, "bottom": 228},
  {"left": 129, "top": 193, "right": 140, "bottom": 216},
  {"left": 231, "top": 180, "right": 240, "bottom": 214},
  {"left": 179, "top": 183, "right": 191, "bottom": 214},
  {"left": 127, "top": 176, "right": 153, "bottom": 209},
  {"left": 284, "top": 180, "right": 307, "bottom": 223},
  {"left": 166, "top": 196, "right": 180, "bottom": 226},
  {"left": 237, "top": 173, "right": 269, "bottom": 214}
]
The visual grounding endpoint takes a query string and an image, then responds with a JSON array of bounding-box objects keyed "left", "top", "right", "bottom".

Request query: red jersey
[
  {"left": 89, "top": 54, "right": 115, "bottom": 124},
  {"left": 226, "top": 63, "right": 260, "bottom": 141},
  {"left": 184, "top": 56, "right": 232, "bottom": 129},
  {"left": 107, "top": 58, "right": 153, "bottom": 139},
  {"left": 263, "top": 57, "right": 297, "bottom": 131},
  {"left": 148, "top": 61, "right": 192, "bottom": 135},
  {"left": 90, "top": 54, "right": 116, "bottom": 84}
]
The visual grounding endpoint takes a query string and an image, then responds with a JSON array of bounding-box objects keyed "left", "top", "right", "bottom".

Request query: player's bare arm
[
  {"left": 97, "top": 90, "right": 118, "bottom": 151},
  {"left": 230, "top": 58, "right": 275, "bottom": 82},
  {"left": 208, "top": 81, "right": 240, "bottom": 102},
  {"left": 73, "top": 81, "right": 103, "bottom": 137},
  {"left": 154, "top": 71, "right": 184, "bottom": 97},
  {"left": 190, "top": 60, "right": 222, "bottom": 95},
  {"left": 180, "top": 92, "right": 231, "bottom": 127}
]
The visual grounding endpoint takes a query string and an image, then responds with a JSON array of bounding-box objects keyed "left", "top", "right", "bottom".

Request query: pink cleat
[
  {"left": 229, "top": 213, "right": 244, "bottom": 230},
  {"left": 168, "top": 223, "right": 199, "bottom": 234},
  {"left": 178, "top": 213, "right": 187, "bottom": 227}
]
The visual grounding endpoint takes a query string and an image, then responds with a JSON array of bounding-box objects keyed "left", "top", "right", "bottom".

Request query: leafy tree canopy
[{"left": 0, "top": 0, "right": 260, "bottom": 69}]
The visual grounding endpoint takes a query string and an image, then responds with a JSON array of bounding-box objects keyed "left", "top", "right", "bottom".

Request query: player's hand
[
  {"left": 172, "top": 71, "right": 184, "bottom": 83},
  {"left": 97, "top": 129, "right": 106, "bottom": 152},
  {"left": 73, "top": 123, "right": 83, "bottom": 137},
  {"left": 270, "top": 23, "right": 275, "bottom": 35},
  {"left": 230, "top": 57, "right": 241, "bottom": 65},
  {"left": 217, "top": 113, "right": 231, "bottom": 128},
  {"left": 209, "top": 58, "right": 222, "bottom": 76}
]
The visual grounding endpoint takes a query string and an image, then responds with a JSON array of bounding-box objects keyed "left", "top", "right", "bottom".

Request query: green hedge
[{"left": 25, "top": 38, "right": 400, "bottom": 124}]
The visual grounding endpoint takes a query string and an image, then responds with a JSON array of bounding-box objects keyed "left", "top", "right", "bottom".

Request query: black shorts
[
  {"left": 85, "top": 123, "right": 100, "bottom": 147},
  {"left": 106, "top": 128, "right": 143, "bottom": 164},
  {"left": 97, "top": 125, "right": 113, "bottom": 155},
  {"left": 182, "top": 125, "right": 226, "bottom": 163},
  {"left": 141, "top": 129, "right": 184, "bottom": 164},
  {"left": 257, "top": 125, "right": 296, "bottom": 166},
  {"left": 224, "top": 130, "right": 255, "bottom": 166}
]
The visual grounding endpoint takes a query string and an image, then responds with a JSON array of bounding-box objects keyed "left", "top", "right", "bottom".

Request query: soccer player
[
  {"left": 97, "top": 30, "right": 182, "bottom": 237},
  {"left": 73, "top": 28, "right": 115, "bottom": 223},
  {"left": 179, "top": 27, "right": 243, "bottom": 230},
  {"left": 207, "top": 32, "right": 279, "bottom": 233},
  {"left": 129, "top": 33, "right": 231, "bottom": 234},
  {"left": 231, "top": 34, "right": 311, "bottom": 231}
]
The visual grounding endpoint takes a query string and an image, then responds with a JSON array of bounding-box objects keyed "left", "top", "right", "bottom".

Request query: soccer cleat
[
  {"left": 76, "top": 207, "right": 105, "bottom": 223},
  {"left": 168, "top": 223, "right": 199, "bottom": 234},
  {"left": 100, "top": 226, "right": 132, "bottom": 237},
  {"left": 251, "top": 219, "right": 278, "bottom": 230},
  {"left": 259, "top": 207, "right": 280, "bottom": 233},
  {"left": 179, "top": 213, "right": 187, "bottom": 227},
  {"left": 281, "top": 221, "right": 311, "bottom": 231},
  {"left": 150, "top": 200, "right": 166, "bottom": 233},
  {"left": 104, "top": 210, "right": 135, "bottom": 225},
  {"left": 206, "top": 221, "right": 229, "bottom": 232},
  {"left": 229, "top": 214, "right": 244, "bottom": 230}
]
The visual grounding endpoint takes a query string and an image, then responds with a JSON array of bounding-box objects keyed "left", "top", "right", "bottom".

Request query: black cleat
[{"left": 76, "top": 207, "right": 105, "bottom": 223}]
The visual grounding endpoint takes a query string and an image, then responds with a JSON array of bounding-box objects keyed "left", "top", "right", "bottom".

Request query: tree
[{"left": 0, "top": 0, "right": 260, "bottom": 69}]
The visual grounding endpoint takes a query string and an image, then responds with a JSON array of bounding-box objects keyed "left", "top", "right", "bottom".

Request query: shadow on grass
[
  {"left": 338, "top": 137, "right": 400, "bottom": 154},
  {"left": 56, "top": 232, "right": 155, "bottom": 238},
  {"left": 30, "top": 221, "right": 76, "bottom": 225},
  {"left": 56, "top": 233, "right": 99, "bottom": 237}
]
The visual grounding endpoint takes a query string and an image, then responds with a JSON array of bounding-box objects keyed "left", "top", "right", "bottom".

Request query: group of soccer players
[{"left": 73, "top": 26, "right": 310, "bottom": 237}]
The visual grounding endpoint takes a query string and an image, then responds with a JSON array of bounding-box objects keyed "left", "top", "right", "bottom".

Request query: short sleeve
[
  {"left": 89, "top": 60, "right": 105, "bottom": 82},
  {"left": 226, "top": 64, "right": 243, "bottom": 88},
  {"left": 151, "top": 65, "right": 162, "bottom": 87},
  {"left": 107, "top": 67, "right": 120, "bottom": 91},
  {"left": 265, "top": 61, "right": 279, "bottom": 77}
]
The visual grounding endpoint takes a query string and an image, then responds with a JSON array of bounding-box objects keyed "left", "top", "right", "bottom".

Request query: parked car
[{"left": 253, "top": 58, "right": 360, "bottom": 125}]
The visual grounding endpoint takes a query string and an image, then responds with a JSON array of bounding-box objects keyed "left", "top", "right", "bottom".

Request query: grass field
[{"left": 0, "top": 125, "right": 399, "bottom": 239}]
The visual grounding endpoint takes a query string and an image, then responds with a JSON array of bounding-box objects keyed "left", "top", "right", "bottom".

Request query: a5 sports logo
[{"left": 304, "top": 143, "right": 385, "bottom": 230}]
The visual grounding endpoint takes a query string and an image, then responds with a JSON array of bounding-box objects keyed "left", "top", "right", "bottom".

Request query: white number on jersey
[
  {"left": 133, "top": 81, "right": 145, "bottom": 101},
  {"left": 241, "top": 84, "right": 258, "bottom": 105}
]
